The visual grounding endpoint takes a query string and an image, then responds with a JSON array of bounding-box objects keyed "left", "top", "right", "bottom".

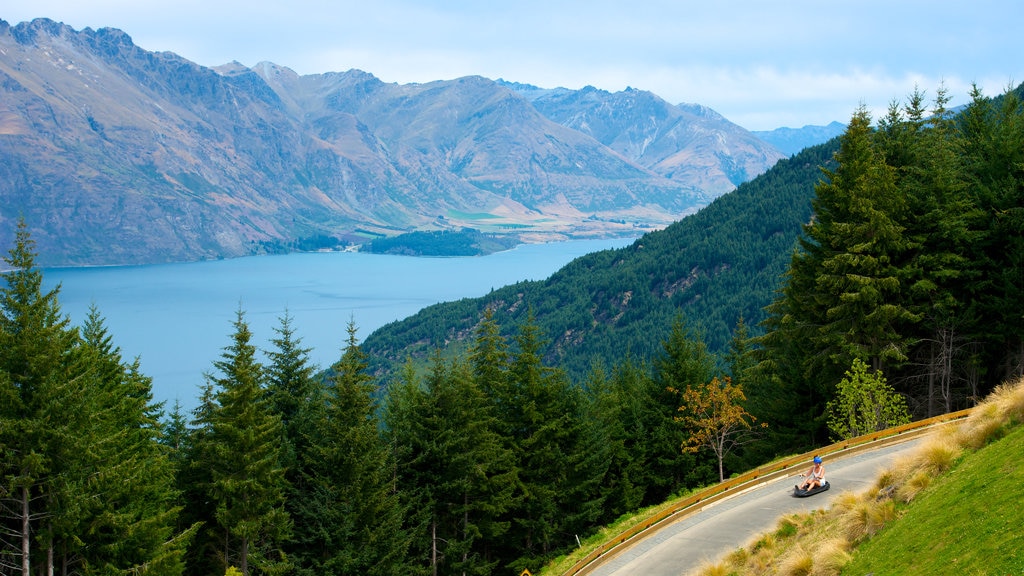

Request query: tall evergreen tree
[
  {"left": 469, "top": 308, "right": 511, "bottom": 423},
  {"left": 294, "top": 321, "right": 410, "bottom": 575},
  {"left": 178, "top": 382, "right": 221, "bottom": 575},
  {"left": 0, "top": 220, "right": 81, "bottom": 575},
  {"left": 1, "top": 221, "right": 191, "bottom": 575},
  {"left": 199, "top": 309, "right": 290, "bottom": 576},
  {"left": 647, "top": 315, "right": 716, "bottom": 495},
  {"left": 759, "top": 107, "right": 920, "bottom": 442},
  {"left": 809, "top": 106, "right": 919, "bottom": 372},
  {"left": 385, "top": 349, "right": 516, "bottom": 576},
  {"left": 265, "top": 310, "right": 320, "bottom": 452},
  {"left": 263, "top": 309, "right": 322, "bottom": 571},
  {"left": 498, "top": 312, "right": 588, "bottom": 569},
  {"left": 580, "top": 358, "right": 648, "bottom": 521},
  {"left": 959, "top": 85, "right": 1024, "bottom": 384},
  {"left": 76, "top": 308, "right": 196, "bottom": 574},
  {"left": 896, "top": 87, "right": 982, "bottom": 415}
]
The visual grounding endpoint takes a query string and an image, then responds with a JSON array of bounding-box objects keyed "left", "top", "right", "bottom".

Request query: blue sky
[{"left": 4, "top": 1, "right": 1021, "bottom": 130}]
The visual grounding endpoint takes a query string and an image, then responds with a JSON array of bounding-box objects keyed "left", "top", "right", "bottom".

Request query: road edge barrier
[{"left": 562, "top": 408, "right": 973, "bottom": 576}]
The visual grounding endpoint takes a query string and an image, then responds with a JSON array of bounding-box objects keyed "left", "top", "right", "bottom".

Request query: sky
[{"left": 3, "top": 1, "right": 1021, "bottom": 131}]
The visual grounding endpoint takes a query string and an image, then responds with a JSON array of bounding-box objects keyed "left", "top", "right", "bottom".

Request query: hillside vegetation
[
  {"left": 362, "top": 138, "right": 836, "bottom": 378},
  {"left": 367, "top": 82, "right": 1024, "bottom": 454}
]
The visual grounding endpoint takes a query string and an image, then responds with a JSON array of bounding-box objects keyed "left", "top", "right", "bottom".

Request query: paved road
[{"left": 588, "top": 438, "right": 923, "bottom": 576}]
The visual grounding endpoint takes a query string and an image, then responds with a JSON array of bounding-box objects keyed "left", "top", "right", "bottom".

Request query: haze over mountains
[{"left": 0, "top": 18, "right": 835, "bottom": 267}]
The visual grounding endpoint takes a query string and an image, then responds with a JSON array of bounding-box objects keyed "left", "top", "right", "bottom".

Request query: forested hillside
[
  {"left": 362, "top": 138, "right": 838, "bottom": 380},
  {"left": 2, "top": 84, "right": 1021, "bottom": 576},
  {"left": 751, "top": 84, "right": 1024, "bottom": 449}
]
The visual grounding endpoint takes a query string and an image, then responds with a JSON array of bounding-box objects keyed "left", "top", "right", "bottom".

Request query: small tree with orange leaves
[{"left": 674, "top": 376, "right": 765, "bottom": 482}]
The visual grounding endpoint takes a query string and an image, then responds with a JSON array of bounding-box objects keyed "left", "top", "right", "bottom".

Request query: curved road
[{"left": 587, "top": 438, "right": 923, "bottom": 576}]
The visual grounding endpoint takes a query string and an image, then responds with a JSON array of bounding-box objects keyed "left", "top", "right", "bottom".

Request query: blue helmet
[{"left": 813, "top": 456, "right": 822, "bottom": 464}]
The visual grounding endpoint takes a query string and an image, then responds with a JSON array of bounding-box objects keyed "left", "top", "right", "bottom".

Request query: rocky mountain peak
[{"left": 1, "top": 19, "right": 791, "bottom": 266}]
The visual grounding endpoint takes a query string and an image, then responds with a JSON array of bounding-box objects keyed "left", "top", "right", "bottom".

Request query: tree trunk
[
  {"left": 463, "top": 493, "right": 469, "bottom": 576},
  {"left": 927, "top": 340, "right": 936, "bottom": 417},
  {"left": 431, "top": 521, "right": 438, "bottom": 576},
  {"left": 241, "top": 536, "right": 249, "bottom": 576},
  {"left": 21, "top": 486, "right": 30, "bottom": 576}
]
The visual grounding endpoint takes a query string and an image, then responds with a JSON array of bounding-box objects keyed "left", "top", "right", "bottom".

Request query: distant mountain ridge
[
  {"left": 753, "top": 121, "right": 847, "bottom": 156},
  {"left": 503, "top": 81, "right": 781, "bottom": 196},
  {"left": 0, "top": 18, "right": 789, "bottom": 266}
]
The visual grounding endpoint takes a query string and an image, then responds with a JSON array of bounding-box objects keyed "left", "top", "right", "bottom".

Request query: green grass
[{"left": 842, "top": 424, "right": 1024, "bottom": 575}]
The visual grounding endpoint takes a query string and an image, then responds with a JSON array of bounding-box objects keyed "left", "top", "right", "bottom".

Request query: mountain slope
[
  {"left": 507, "top": 82, "right": 786, "bottom": 196},
  {"left": 0, "top": 18, "right": 783, "bottom": 266},
  {"left": 361, "top": 138, "right": 839, "bottom": 380}
]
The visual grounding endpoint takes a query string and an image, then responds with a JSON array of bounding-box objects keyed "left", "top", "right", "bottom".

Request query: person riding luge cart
[{"left": 793, "top": 456, "right": 830, "bottom": 497}]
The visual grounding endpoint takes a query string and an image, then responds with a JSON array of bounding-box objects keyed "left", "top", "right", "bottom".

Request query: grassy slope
[
  {"left": 687, "top": 378, "right": 1024, "bottom": 576},
  {"left": 843, "top": 424, "right": 1024, "bottom": 575},
  {"left": 547, "top": 379, "right": 1024, "bottom": 576}
]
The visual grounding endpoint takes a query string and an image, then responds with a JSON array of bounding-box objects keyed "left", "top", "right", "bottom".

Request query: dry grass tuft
[
  {"left": 918, "top": 435, "right": 962, "bottom": 474},
  {"left": 958, "top": 413, "right": 1005, "bottom": 449},
  {"left": 812, "top": 538, "right": 853, "bottom": 576},
  {"left": 872, "top": 467, "right": 896, "bottom": 493},
  {"left": 829, "top": 490, "right": 862, "bottom": 514},
  {"left": 896, "top": 468, "right": 932, "bottom": 503},
  {"left": 694, "top": 560, "right": 733, "bottom": 576},
  {"left": 748, "top": 546, "right": 773, "bottom": 574},
  {"left": 752, "top": 531, "right": 777, "bottom": 553},
  {"left": 778, "top": 546, "right": 814, "bottom": 576},
  {"left": 991, "top": 378, "right": 1024, "bottom": 423},
  {"left": 775, "top": 515, "right": 799, "bottom": 539},
  {"left": 958, "top": 402, "right": 1004, "bottom": 448},
  {"left": 839, "top": 500, "right": 872, "bottom": 542},
  {"left": 726, "top": 547, "right": 749, "bottom": 566},
  {"left": 867, "top": 499, "right": 897, "bottom": 532},
  {"left": 883, "top": 454, "right": 917, "bottom": 490},
  {"left": 837, "top": 497, "right": 897, "bottom": 542}
]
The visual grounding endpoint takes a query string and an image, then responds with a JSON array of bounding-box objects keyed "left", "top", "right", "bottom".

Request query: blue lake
[{"left": 41, "top": 238, "right": 634, "bottom": 412}]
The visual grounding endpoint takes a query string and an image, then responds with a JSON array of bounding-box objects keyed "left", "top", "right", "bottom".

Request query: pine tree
[
  {"left": 810, "top": 106, "right": 919, "bottom": 371},
  {"left": 760, "top": 108, "right": 920, "bottom": 441},
  {"left": 201, "top": 309, "right": 291, "bottom": 576},
  {"left": 0, "top": 220, "right": 81, "bottom": 575},
  {"left": 295, "top": 320, "right": 410, "bottom": 576},
  {"left": 179, "top": 382, "right": 222, "bottom": 575},
  {"left": 724, "top": 315, "right": 756, "bottom": 387},
  {"left": 959, "top": 85, "right": 1024, "bottom": 384},
  {"left": 76, "top": 308, "right": 195, "bottom": 574},
  {"left": 469, "top": 307, "right": 511, "bottom": 422},
  {"left": 498, "top": 312, "right": 586, "bottom": 568},
  {"left": 897, "top": 86, "right": 982, "bottom": 415},
  {"left": 580, "top": 359, "right": 647, "bottom": 521},
  {"left": 648, "top": 315, "right": 717, "bottom": 494},
  {"left": 263, "top": 309, "right": 322, "bottom": 572},
  {"left": 264, "top": 309, "right": 319, "bottom": 461},
  {"left": 1, "top": 221, "right": 191, "bottom": 575}
]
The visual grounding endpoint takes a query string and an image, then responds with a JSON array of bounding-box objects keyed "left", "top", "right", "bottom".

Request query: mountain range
[
  {"left": 0, "top": 18, "right": 835, "bottom": 267},
  {"left": 752, "top": 121, "right": 847, "bottom": 156}
]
